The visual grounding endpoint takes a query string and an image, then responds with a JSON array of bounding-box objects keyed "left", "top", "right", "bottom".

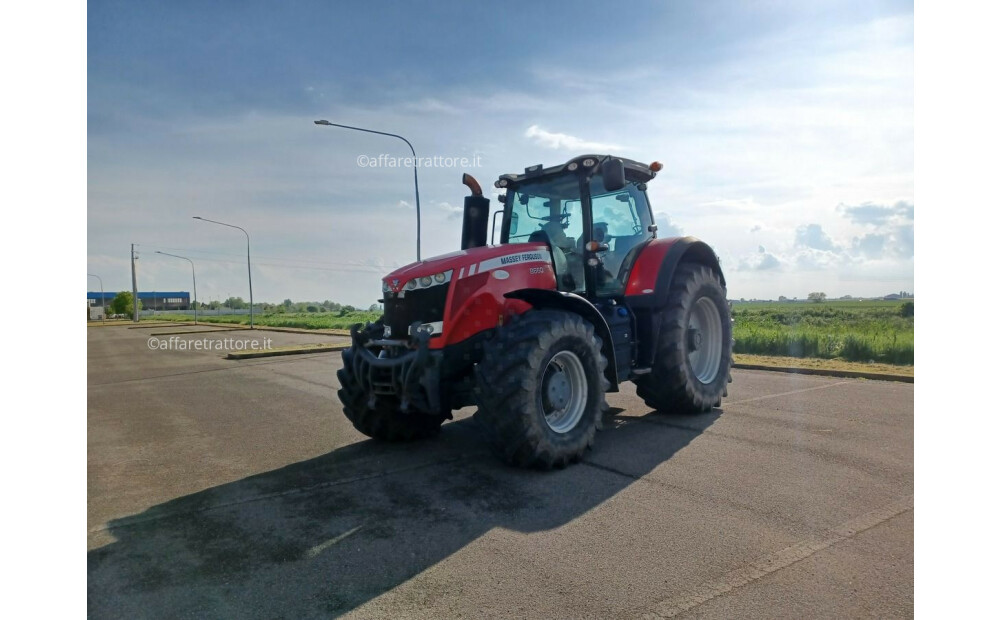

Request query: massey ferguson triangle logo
[{"left": 392, "top": 279, "right": 399, "bottom": 288}]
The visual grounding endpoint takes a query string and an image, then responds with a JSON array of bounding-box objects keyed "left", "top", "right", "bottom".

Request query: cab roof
[{"left": 494, "top": 154, "right": 657, "bottom": 189}]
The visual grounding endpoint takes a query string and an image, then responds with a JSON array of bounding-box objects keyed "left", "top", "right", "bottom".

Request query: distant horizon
[{"left": 88, "top": 290, "right": 916, "bottom": 308}]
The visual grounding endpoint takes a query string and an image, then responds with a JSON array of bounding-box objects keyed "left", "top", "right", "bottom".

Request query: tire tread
[
  {"left": 635, "top": 263, "right": 732, "bottom": 413},
  {"left": 474, "top": 311, "right": 609, "bottom": 469}
]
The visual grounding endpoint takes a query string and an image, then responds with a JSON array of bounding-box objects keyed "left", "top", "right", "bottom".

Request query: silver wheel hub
[
  {"left": 547, "top": 373, "right": 571, "bottom": 409},
  {"left": 687, "top": 297, "right": 723, "bottom": 384},
  {"left": 540, "top": 351, "right": 588, "bottom": 434},
  {"left": 687, "top": 327, "right": 703, "bottom": 351}
]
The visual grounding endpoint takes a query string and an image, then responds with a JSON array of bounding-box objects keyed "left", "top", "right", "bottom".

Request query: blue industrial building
[{"left": 87, "top": 291, "right": 191, "bottom": 311}]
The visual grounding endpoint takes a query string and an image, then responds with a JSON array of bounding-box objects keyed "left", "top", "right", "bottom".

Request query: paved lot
[{"left": 87, "top": 326, "right": 913, "bottom": 619}]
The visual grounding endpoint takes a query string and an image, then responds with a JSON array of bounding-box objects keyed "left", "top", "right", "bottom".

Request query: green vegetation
[
  {"left": 110, "top": 291, "right": 141, "bottom": 316},
  {"left": 152, "top": 298, "right": 915, "bottom": 366},
  {"left": 732, "top": 300, "right": 913, "bottom": 365},
  {"left": 150, "top": 310, "right": 381, "bottom": 330}
]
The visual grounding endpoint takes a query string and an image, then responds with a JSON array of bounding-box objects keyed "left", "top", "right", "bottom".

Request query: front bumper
[{"left": 346, "top": 323, "right": 442, "bottom": 414}]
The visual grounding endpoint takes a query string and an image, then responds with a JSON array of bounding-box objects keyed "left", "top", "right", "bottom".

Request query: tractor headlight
[
  {"left": 411, "top": 321, "right": 443, "bottom": 337},
  {"left": 582, "top": 158, "right": 596, "bottom": 167},
  {"left": 411, "top": 270, "right": 453, "bottom": 289},
  {"left": 382, "top": 280, "right": 391, "bottom": 292},
  {"left": 400, "top": 271, "right": 453, "bottom": 291},
  {"left": 567, "top": 162, "right": 579, "bottom": 171}
]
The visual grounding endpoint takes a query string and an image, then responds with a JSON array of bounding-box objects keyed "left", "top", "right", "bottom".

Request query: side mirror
[
  {"left": 601, "top": 158, "right": 627, "bottom": 192},
  {"left": 510, "top": 212, "right": 519, "bottom": 235}
]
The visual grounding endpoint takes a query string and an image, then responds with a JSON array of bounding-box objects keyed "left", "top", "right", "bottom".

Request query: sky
[{"left": 87, "top": 0, "right": 914, "bottom": 306}]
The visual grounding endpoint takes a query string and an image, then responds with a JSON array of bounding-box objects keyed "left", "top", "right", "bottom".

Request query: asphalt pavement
[{"left": 87, "top": 325, "right": 913, "bottom": 619}]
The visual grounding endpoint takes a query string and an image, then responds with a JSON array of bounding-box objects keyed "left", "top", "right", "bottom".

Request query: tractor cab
[{"left": 494, "top": 155, "right": 660, "bottom": 299}]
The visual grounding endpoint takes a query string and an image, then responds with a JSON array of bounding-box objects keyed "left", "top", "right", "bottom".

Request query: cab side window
[{"left": 589, "top": 180, "right": 654, "bottom": 295}]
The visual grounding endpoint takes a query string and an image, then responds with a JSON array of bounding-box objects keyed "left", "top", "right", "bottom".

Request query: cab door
[{"left": 586, "top": 178, "right": 656, "bottom": 297}]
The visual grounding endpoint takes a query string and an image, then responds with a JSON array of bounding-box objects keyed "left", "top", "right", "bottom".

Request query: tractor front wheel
[
  {"left": 474, "top": 310, "right": 609, "bottom": 469},
  {"left": 636, "top": 262, "right": 732, "bottom": 413}
]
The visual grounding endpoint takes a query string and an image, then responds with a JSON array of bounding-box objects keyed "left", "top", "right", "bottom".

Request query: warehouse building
[{"left": 87, "top": 291, "right": 191, "bottom": 311}]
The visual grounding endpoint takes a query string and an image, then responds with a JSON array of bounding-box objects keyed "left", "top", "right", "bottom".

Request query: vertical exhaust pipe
[{"left": 461, "top": 173, "right": 490, "bottom": 250}]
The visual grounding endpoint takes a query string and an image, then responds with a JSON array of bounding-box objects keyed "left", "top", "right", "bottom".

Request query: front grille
[{"left": 384, "top": 284, "right": 449, "bottom": 338}]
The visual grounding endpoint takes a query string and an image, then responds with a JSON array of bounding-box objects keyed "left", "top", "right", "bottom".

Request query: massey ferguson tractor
[{"left": 337, "top": 155, "right": 732, "bottom": 468}]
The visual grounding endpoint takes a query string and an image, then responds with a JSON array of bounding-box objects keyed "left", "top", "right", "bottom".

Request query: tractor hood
[{"left": 382, "top": 243, "right": 550, "bottom": 294}]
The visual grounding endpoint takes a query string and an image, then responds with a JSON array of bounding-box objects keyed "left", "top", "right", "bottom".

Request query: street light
[
  {"left": 155, "top": 251, "right": 199, "bottom": 324},
  {"left": 314, "top": 119, "right": 423, "bottom": 261},
  {"left": 193, "top": 216, "right": 254, "bottom": 328},
  {"left": 87, "top": 273, "right": 105, "bottom": 323}
]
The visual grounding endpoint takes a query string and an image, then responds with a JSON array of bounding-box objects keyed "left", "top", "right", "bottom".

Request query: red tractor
[{"left": 338, "top": 155, "right": 732, "bottom": 468}]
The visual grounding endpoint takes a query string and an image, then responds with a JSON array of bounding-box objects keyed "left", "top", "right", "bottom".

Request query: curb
[
  {"left": 128, "top": 323, "right": 195, "bottom": 330},
  {"left": 227, "top": 343, "right": 350, "bottom": 360},
  {"left": 733, "top": 363, "right": 913, "bottom": 383},
  {"left": 149, "top": 323, "right": 351, "bottom": 337},
  {"left": 149, "top": 327, "right": 249, "bottom": 336},
  {"left": 248, "top": 326, "right": 352, "bottom": 336}
]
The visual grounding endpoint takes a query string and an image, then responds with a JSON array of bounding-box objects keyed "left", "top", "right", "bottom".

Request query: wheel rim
[
  {"left": 540, "top": 350, "right": 588, "bottom": 434},
  {"left": 687, "top": 297, "right": 723, "bottom": 384}
]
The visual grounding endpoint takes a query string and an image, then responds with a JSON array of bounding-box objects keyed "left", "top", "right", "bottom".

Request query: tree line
[{"left": 104, "top": 292, "right": 380, "bottom": 315}]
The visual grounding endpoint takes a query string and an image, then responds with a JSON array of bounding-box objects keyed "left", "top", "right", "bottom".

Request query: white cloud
[
  {"left": 731, "top": 205, "right": 914, "bottom": 281},
  {"left": 890, "top": 224, "right": 913, "bottom": 258},
  {"left": 524, "top": 125, "right": 625, "bottom": 152},
  {"left": 652, "top": 212, "right": 684, "bottom": 237},
  {"left": 838, "top": 201, "right": 913, "bottom": 259},
  {"left": 736, "top": 245, "right": 782, "bottom": 271},
  {"left": 838, "top": 200, "right": 913, "bottom": 226},
  {"left": 795, "top": 223, "right": 840, "bottom": 252},
  {"left": 851, "top": 233, "right": 887, "bottom": 259},
  {"left": 437, "top": 201, "right": 463, "bottom": 220},
  {"left": 795, "top": 247, "right": 851, "bottom": 270}
]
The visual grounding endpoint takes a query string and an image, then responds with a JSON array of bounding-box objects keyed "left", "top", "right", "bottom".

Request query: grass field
[
  {"left": 732, "top": 300, "right": 913, "bottom": 365},
  {"left": 151, "top": 299, "right": 914, "bottom": 366},
  {"left": 149, "top": 311, "right": 380, "bottom": 331}
]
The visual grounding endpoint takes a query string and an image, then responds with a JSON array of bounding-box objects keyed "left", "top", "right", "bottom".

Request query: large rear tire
[
  {"left": 635, "top": 263, "right": 732, "bottom": 413},
  {"left": 474, "top": 310, "right": 609, "bottom": 469},
  {"left": 336, "top": 348, "right": 446, "bottom": 441}
]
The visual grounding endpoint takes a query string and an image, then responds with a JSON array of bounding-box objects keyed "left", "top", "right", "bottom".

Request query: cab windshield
[{"left": 502, "top": 174, "right": 583, "bottom": 246}]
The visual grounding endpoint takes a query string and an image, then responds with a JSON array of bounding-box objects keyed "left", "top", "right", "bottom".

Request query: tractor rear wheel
[
  {"left": 474, "top": 310, "right": 609, "bottom": 469},
  {"left": 636, "top": 263, "right": 732, "bottom": 413},
  {"left": 337, "top": 348, "right": 446, "bottom": 441}
]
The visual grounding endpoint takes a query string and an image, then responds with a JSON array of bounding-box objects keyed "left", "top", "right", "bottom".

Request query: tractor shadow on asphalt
[{"left": 88, "top": 407, "right": 721, "bottom": 618}]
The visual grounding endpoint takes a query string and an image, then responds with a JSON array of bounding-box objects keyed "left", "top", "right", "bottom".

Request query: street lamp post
[
  {"left": 193, "top": 216, "right": 254, "bottom": 328},
  {"left": 155, "top": 251, "right": 199, "bottom": 324},
  {"left": 87, "top": 273, "right": 105, "bottom": 323},
  {"left": 314, "top": 119, "right": 422, "bottom": 261}
]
